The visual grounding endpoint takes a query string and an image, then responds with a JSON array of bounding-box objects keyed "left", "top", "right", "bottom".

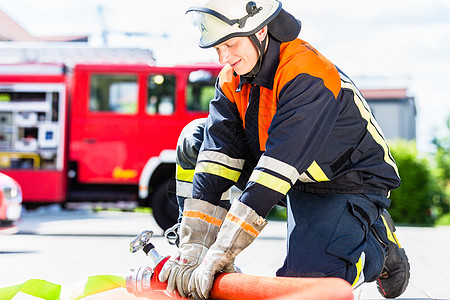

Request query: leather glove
[
  {"left": 188, "top": 200, "right": 267, "bottom": 299},
  {"left": 158, "top": 198, "right": 227, "bottom": 297}
]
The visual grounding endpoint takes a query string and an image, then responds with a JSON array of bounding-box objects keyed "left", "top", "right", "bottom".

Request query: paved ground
[{"left": 1, "top": 206, "right": 449, "bottom": 299}]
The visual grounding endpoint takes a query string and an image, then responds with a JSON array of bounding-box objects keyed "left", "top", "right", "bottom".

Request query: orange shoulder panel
[{"left": 276, "top": 39, "right": 341, "bottom": 99}]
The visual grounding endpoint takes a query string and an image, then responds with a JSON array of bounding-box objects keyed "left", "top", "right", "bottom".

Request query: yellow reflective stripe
[
  {"left": 306, "top": 161, "right": 329, "bottom": 182},
  {"left": 198, "top": 151, "right": 245, "bottom": 169},
  {"left": 341, "top": 79, "right": 399, "bottom": 177},
  {"left": 380, "top": 214, "right": 401, "bottom": 247},
  {"left": 249, "top": 170, "right": 291, "bottom": 195},
  {"left": 78, "top": 275, "right": 126, "bottom": 298},
  {"left": 0, "top": 275, "right": 125, "bottom": 300},
  {"left": 183, "top": 210, "right": 223, "bottom": 227},
  {"left": 195, "top": 161, "right": 241, "bottom": 182},
  {"left": 0, "top": 279, "right": 61, "bottom": 300},
  {"left": 352, "top": 256, "right": 363, "bottom": 287},
  {"left": 226, "top": 213, "right": 260, "bottom": 238},
  {"left": 176, "top": 164, "right": 195, "bottom": 182},
  {"left": 257, "top": 156, "right": 300, "bottom": 184}
]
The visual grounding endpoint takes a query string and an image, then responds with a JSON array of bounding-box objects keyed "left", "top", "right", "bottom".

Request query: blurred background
[
  {"left": 1, "top": 0, "right": 449, "bottom": 151},
  {"left": 0, "top": 0, "right": 449, "bottom": 226},
  {"left": 0, "top": 1, "right": 449, "bottom": 299}
]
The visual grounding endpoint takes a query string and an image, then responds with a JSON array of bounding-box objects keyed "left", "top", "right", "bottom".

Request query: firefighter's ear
[{"left": 255, "top": 25, "right": 268, "bottom": 43}]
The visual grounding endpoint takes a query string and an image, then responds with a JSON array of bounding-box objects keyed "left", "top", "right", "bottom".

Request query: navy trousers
[
  {"left": 278, "top": 189, "right": 385, "bottom": 283},
  {"left": 176, "top": 119, "right": 386, "bottom": 285}
]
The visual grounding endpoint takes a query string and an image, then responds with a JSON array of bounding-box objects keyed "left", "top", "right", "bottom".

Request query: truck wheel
[{"left": 151, "top": 178, "right": 179, "bottom": 231}]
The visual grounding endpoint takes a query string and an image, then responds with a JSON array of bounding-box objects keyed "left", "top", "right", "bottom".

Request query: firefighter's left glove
[
  {"left": 158, "top": 198, "right": 227, "bottom": 298},
  {"left": 188, "top": 200, "right": 267, "bottom": 300}
]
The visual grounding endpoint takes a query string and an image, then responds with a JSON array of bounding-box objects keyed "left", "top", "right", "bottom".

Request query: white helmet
[{"left": 186, "top": 0, "right": 283, "bottom": 48}]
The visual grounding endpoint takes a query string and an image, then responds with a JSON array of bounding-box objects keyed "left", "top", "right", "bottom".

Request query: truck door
[{"left": 70, "top": 67, "right": 141, "bottom": 185}]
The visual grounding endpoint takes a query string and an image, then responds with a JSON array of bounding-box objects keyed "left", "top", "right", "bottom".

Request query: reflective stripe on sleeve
[
  {"left": 177, "top": 183, "right": 230, "bottom": 200},
  {"left": 256, "top": 156, "right": 300, "bottom": 184},
  {"left": 176, "top": 164, "right": 195, "bottom": 183},
  {"left": 226, "top": 213, "right": 261, "bottom": 238},
  {"left": 306, "top": 161, "right": 330, "bottom": 182},
  {"left": 176, "top": 180, "right": 193, "bottom": 198},
  {"left": 183, "top": 210, "right": 223, "bottom": 227},
  {"left": 221, "top": 188, "right": 231, "bottom": 201},
  {"left": 198, "top": 151, "right": 245, "bottom": 169},
  {"left": 195, "top": 161, "right": 241, "bottom": 182},
  {"left": 299, "top": 172, "right": 315, "bottom": 183},
  {"left": 249, "top": 170, "right": 291, "bottom": 195}
]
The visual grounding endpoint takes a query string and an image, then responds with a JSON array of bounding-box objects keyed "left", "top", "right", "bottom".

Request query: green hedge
[{"left": 388, "top": 140, "right": 447, "bottom": 225}]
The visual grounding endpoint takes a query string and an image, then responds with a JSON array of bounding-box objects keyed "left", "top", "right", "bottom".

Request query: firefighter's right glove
[
  {"left": 158, "top": 198, "right": 227, "bottom": 298},
  {"left": 188, "top": 200, "right": 268, "bottom": 300}
]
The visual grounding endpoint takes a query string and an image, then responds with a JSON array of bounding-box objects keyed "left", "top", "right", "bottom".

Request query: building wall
[{"left": 367, "top": 98, "right": 416, "bottom": 141}]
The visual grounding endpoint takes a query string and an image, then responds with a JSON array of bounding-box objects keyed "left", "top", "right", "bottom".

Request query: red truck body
[{"left": 0, "top": 62, "right": 221, "bottom": 229}]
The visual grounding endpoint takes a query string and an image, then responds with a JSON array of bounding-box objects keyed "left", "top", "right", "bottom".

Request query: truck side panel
[
  {"left": 0, "top": 64, "right": 68, "bottom": 203},
  {"left": 69, "top": 64, "right": 218, "bottom": 187}
]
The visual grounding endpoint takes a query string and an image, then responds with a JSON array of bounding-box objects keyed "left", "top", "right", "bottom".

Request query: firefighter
[{"left": 159, "top": 0, "right": 410, "bottom": 299}]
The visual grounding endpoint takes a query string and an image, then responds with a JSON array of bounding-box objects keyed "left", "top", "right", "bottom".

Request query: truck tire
[{"left": 151, "top": 178, "right": 179, "bottom": 231}]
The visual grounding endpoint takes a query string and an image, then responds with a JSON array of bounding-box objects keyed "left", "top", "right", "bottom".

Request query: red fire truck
[{"left": 0, "top": 62, "right": 221, "bottom": 230}]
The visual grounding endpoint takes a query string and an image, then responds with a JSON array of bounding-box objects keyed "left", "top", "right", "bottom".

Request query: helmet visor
[{"left": 187, "top": 8, "right": 242, "bottom": 48}]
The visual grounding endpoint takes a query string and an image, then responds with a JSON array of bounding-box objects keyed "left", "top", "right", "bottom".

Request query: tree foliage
[{"left": 388, "top": 140, "right": 447, "bottom": 225}]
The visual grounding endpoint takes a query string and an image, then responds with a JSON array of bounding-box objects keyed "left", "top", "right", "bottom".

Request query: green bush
[
  {"left": 267, "top": 205, "right": 287, "bottom": 220},
  {"left": 388, "top": 140, "right": 443, "bottom": 225},
  {"left": 432, "top": 116, "right": 450, "bottom": 220}
]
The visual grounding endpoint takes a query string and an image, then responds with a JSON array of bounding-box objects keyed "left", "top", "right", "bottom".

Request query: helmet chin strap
[{"left": 242, "top": 33, "right": 268, "bottom": 78}]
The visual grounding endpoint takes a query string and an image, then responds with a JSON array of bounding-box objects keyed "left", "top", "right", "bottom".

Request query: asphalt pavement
[{"left": 1, "top": 205, "right": 449, "bottom": 300}]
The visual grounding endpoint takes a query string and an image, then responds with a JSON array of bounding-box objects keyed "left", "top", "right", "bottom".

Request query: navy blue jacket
[{"left": 192, "top": 37, "right": 400, "bottom": 216}]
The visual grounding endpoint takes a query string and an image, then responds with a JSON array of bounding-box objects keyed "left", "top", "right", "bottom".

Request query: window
[
  {"left": 90, "top": 74, "right": 138, "bottom": 114},
  {"left": 187, "top": 70, "right": 216, "bottom": 112},
  {"left": 147, "top": 74, "right": 176, "bottom": 115}
]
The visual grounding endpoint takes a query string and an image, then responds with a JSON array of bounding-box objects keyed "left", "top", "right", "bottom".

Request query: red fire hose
[
  {"left": 127, "top": 250, "right": 353, "bottom": 299},
  {"left": 210, "top": 272, "right": 353, "bottom": 300},
  {"left": 125, "top": 230, "right": 354, "bottom": 300}
]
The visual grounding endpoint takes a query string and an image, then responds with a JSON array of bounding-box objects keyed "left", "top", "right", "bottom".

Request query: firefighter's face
[
  {"left": 214, "top": 37, "right": 258, "bottom": 75},
  {"left": 214, "top": 27, "right": 267, "bottom": 75}
]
